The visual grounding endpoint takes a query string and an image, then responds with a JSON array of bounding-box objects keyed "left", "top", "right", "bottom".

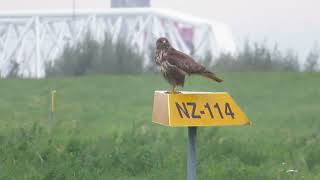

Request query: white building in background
[{"left": 0, "top": 7, "right": 236, "bottom": 78}]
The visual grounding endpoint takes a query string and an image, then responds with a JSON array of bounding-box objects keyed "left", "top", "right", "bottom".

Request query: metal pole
[
  {"left": 35, "top": 17, "right": 41, "bottom": 78},
  {"left": 187, "top": 127, "right": 197, "bottom": 180},
  {"left": 72, "top": 0, "right": 76, "bottom": 41},
  {"left": 72, "top": 0, "right": 75, "bottom": 22}
]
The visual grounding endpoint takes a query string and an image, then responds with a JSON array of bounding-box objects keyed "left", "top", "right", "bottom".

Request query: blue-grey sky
[{"left": 1, "top": 0, "right": 319, "bottom": 58}]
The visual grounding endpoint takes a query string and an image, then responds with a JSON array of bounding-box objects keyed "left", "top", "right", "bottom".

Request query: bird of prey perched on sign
[{"left": 154, "top": 37, "right": 223, "bottom": 93}]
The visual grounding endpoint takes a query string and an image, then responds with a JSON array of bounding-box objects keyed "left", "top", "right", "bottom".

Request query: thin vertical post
[
  {"left": 72, "top": 0, "right": 76, "bottom": 42},
  {"left": 72, "top": 0, "right": 76, "bottom": 22},
  {"left": 48, "top": 90, "right": 56, "bottom": 133},
  {"left": 187, "top": 127, "right": 197, "bottom": 180},
  {"left": 35, "top": 17, "right": 41, "bottom": 78},
  {"left": 51, "top": 90, "right": 56, "bottom": 113}
]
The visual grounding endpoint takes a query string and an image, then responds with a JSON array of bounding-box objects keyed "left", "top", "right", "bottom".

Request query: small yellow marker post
[
  {"left": 152, "top": 91, "right": 251, "bottom": 180},
  {"left": 51, "top": 90, "right": 56, "bottom": 113},
  {"left": 48, "top": 90, "right": 57, "bottom": 132}
]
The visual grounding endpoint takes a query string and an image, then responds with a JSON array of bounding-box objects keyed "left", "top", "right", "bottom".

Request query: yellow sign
[{"left": 152, "top": 91, "right": 251, "bottom": 127}]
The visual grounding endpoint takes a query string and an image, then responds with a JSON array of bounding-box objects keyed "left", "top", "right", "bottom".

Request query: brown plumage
[{"left": 154, "top": 37, "right": 222, "bottom": 93}]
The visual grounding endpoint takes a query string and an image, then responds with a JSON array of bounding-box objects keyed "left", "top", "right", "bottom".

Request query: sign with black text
[{"left": 152, "top": 91, "right": 251, "bottom": 127}]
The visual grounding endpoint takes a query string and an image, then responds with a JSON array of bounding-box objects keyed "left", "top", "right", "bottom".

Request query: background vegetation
[
  {"left": 45, "top": 35, "right": 143, "bottom": 77},
  {"left": 213, "top": 42, "right": 320, "bottom": 73},
  {"left": 44, "top": 36, "right": 319, "bottom": 77}
]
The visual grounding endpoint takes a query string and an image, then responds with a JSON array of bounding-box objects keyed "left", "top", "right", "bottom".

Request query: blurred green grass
[{"left": 0, "top": 72, "right": 319, "bottom": 179}]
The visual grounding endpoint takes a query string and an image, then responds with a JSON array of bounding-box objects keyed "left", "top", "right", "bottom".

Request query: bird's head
[{"left": 156, "top": 37, "right": 171, "bottom": 50}]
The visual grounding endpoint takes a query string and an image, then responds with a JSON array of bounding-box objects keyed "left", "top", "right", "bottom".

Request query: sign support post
[{"left": 187, "top": 127, "right": 197, "bottom": 180}]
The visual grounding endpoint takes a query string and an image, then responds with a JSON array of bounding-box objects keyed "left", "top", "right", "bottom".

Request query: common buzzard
[{"left": 155, "top": 37, "right": 222, "bottom": 93}]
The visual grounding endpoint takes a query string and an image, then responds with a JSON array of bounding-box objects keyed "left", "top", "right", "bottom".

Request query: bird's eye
[{"left": 162, "top": 40, "right": 166, "bottom": 43}]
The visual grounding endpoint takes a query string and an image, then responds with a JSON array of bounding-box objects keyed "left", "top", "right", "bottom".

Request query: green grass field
[{"left": 0, "top": 72, "right": 319, "bottom": 179}]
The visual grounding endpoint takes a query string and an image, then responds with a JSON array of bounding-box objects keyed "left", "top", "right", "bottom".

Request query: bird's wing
[{"left": 165, "top": 48, "right": 206, "bottom": 74}]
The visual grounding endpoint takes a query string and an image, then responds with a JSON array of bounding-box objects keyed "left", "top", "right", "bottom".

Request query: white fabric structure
[{"left": 0, "top": 8, "right": 236, "bottom": 78}]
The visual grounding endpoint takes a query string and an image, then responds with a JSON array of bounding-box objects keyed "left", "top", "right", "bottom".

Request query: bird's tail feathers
[{"left": 200, "top": 72, "right": 223, "bottom": 83}]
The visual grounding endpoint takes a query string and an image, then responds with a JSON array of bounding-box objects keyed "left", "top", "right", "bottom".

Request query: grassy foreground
[{"left": 0, "top": 72, "right": 319, "bottom": 179}]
